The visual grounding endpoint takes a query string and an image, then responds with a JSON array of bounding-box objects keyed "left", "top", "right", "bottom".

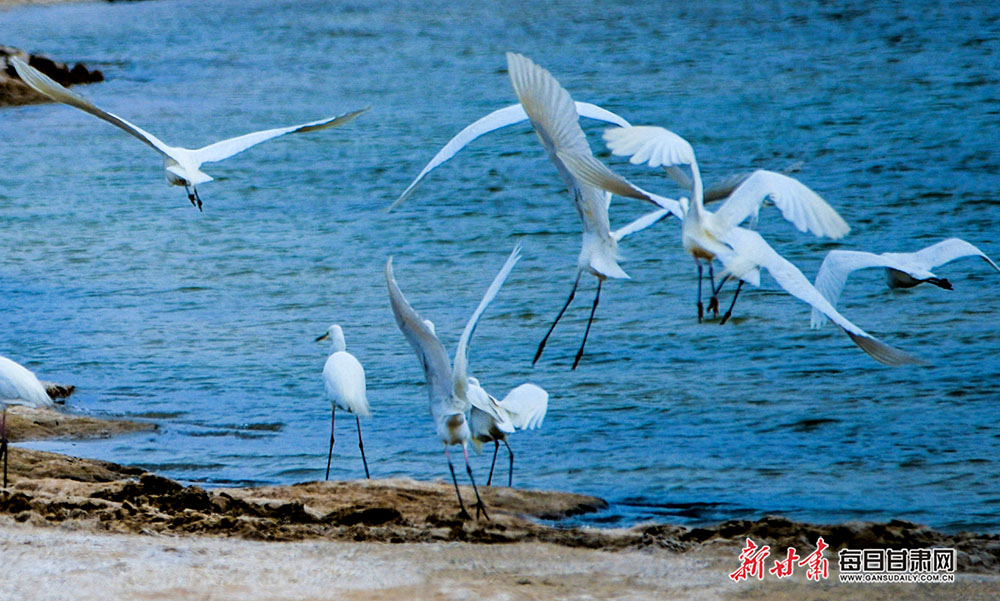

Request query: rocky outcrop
[{"left": 0, "top": 45, "right": 104, "bottom": 106}]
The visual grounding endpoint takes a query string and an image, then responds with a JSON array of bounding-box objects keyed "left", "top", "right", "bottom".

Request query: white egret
[
  {"left": 389, "top": 52, "right": 676, "bottom": 369},
  {"left": 11, "top": 56, "right": 367, "bottom": 210},
  {"left": 810, "top": 238, "right": 1000, "bottom": 328},
  {"left": 385, "top": 244, "right": 522, "bottom": 520},
  {"left": 316, "top": 324, "right": 371, "bottom": 480},
  {"left": 467, "top": 379, "right": 548, "bottom": 487},
  {"left": 597, "top": 124, "right": 849, "bottom": 322},
  {"left": 0, "top": 354, "right": 56, "bottom": 488},
  {"left": 504, "top": 52, "right": 679, "bottom": 369},
  {"left": 714, "top": 228, "right": 923, "bottom": 365}
]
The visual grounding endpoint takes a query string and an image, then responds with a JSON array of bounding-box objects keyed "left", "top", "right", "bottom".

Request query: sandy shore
[{"left": 0, "top": 439, "right": 998, "bottom": 600}]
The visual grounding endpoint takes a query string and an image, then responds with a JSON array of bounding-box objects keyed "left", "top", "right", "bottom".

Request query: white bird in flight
[
  {"left": 11, "top": 56, "right": 367, "bottom": 210},
  {"left": 386, "top": 244, "right": 522, "bottom": 519},
  {"left": 0, "top": 354, "right": 56, "bottom": 488},
  {"left": 810, "top": 238, "right": 1000, "bottom": 328},
  {"left": 389, "top": 52, "right": 676, "bottom": 369},
  {"left": 715, "top": 228, "right": 923, "bottom": 365},
  {"left": 598, "top": 124, "right": 849, "bottom": 323},
  {"left": 316, "top": 324, "right": 371, "bottom": 480},
  {"left": 467, "top": 378, "right": 548, "bottom": 487}
]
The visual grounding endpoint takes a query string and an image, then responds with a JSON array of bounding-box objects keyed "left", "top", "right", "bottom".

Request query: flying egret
[
  {"left": 388, "top": 52, "right": 676, "bottom": 368},
  {"left": 385, "top": 244, "right": 522, "bottom": 520},
  {"left": 0, "top": 354, "right": 56, "bottom": 488},
  {"left": 809, "top": 238, "right": 1000, "bottom": 328},
  {"left": 503, "top": 52, "right": 682, "bottom": 369},
  {"left": 467, "top": 378, "right": 548, "bottom": 487},
  {"left": 713, "top": 228, "right": 923, "bottom": 365},
  {"left": 596, "top": 124, "right": 849, "bottom": 322},
  {"left": 316, "top": 324, "right": 371, "bottom": 480},
  {"left": 11, "top": 56, "right": 368, "bottom": 210}
]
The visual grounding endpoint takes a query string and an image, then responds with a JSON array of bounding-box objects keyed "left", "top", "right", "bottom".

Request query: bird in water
[
  {"left": 11, "top": 56, "right": 367, "bottom": 210},
  {"left": 316, "top": 324, "right": 371, "bottom": 480}
]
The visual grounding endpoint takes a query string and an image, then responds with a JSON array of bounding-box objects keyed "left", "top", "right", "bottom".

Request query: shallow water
[{"left": 2, "top": 0, "right": 999, "bottom": 532}]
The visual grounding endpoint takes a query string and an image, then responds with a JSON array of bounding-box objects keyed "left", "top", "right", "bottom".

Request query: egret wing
[
  {"left": 0, "top": 355, "right": 53, "bottom": 408},
  {"left": 385, "top": 258, "right": 454, "bottom": 403},
  {"left": 11, "top": 57, "right": 174, "bottom": 158},
  {"left": 497, "top": 383, "right": 548, "bottom": 430},
  {"left": 389, "top": 101, "right": 630, "bottom": 211},
  {"left": 453, "top": 244, "right": 522, "bottom": 399},
  {"left": 720, "top": 228, "right": 923, "bottom": 366},
  {"left": 192, "top": 108, "right": 368, "bottom": 164},
  {"left": 611, "top": 208, "right": 672, "bottom": 242},
  {"left": 810, "top": 250, "right": 909, "bottom": 328},
  {"left": 322, "top": 352, "right": 370, "bottom": 417},
  {"left": 907, "top": 238, "right": 1000, "bottom": 273},
  {"left": 712, "top": 170, "right": 849, "bottom": 239}
]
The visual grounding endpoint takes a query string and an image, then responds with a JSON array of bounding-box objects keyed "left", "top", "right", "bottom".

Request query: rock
[{"left": 0, "top": 45, "right": 104, "bottom": 107}]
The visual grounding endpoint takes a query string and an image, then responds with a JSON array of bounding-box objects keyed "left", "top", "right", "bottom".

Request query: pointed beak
[{"left": 316, "top": 332, "right": 330, "bottom": 342}]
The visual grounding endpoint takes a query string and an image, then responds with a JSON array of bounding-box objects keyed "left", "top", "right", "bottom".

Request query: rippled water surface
[{"left": 2, "top": 0, "right": 999, "bottom": 532}]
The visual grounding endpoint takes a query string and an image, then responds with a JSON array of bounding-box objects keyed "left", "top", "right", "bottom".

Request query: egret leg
[
  {"left": 503, "top": 439, "right": 514, "bottom": 488},
  {"left": 325, "top": 406, "right": 335, "bottom": 481},
  {"left": 193, "top": 187, "right": 203, "bottom": 212},
  {"left": 463, "top": 445, "right": 489, "bottom": 520},
  {"left": 486, "top": 440, "right": 500, "bottom": 487},
  {"left": 355, "top": 416, "right": 370, "bottom": 480},
  {"left": 533, "top": 272, "right": 581, "bottom": 366},
  {"left": 696, "top": 261, "right": 704, "bottom": 323},
  {"left": 445, "top": 446, "right": 471, "bottom": 520},
  {"left": 719, "top": 280, "right": 745, "bottom": 325},
  {"left": 1, "top": 407, "right": 7, "bottom": 489},
  {"left": 707, "top": 263, "right": 720, "bottom": 316},
  {"left": 712, "top": 274, "right": 731, "bottom": 298},
  {"left": 572, "top": 279, "right": 602, "bottom": 370}
]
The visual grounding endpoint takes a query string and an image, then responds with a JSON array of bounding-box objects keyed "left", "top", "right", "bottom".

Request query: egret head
[{"left": 316, "top": 324, "right": 346, "bottom": 352}]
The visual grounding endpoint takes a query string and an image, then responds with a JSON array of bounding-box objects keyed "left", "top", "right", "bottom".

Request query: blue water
[{"left": 1, "top": 0, "right": 999, "bottom": 533}]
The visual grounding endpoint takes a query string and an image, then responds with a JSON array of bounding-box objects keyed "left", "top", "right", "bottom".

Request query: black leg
[
  {"left": 707, "top": 263, "right": 719, "bottom": 316},
  {"left": 463, "top": 445, "right": 489, "bottom": 520},
  {"left": 486, "top": 440, "right": 499, "bottom": 487},
  {"left": 325, "top": 406, "right": 335, "bottom": 481},
  {"left": 533, "top": 272, "right": 581, "bottom": 366},
  {"left": 446, "top": 447, "right": 471, "bottom": 520},
  {"left": 193, "top": 187, "right": 203, "bottom": 212},
  {"left": 503, "top": 439, "right": 514, "bottom": 488},
  {"left": 712, "top": 274, "right": 731, "bottom": 297},
  {"left": 356, "top": 416, "right": 370, "bottom": 480},
  {"left": 720, "top": 280, "right": 744, "bottom": 325},
  {"left": 572, "top": 279, "right": 602, "bottom": 370},
  {"left": 1, "top": 407, "right": 7, "bottom": 489},
  {"left": 696, "top": 262, "right": 704, "bottom": 323}
]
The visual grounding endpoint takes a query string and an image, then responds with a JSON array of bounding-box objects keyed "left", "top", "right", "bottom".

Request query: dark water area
[{"left": 1, "top": 0, "right": 999, "bottom": 532}]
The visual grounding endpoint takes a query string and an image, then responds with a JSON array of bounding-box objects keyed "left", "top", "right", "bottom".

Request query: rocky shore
[{"left": 0, "top": 45, "right": 104, "bottom": 106}]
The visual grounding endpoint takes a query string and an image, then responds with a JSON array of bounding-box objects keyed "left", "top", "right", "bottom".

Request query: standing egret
[
  {"left": 467, "top": 378, "right": 548, "bottom": 487},
  {"left": 385, "top": 245, "right": 522, "bottom": 520},
  {"left": 11, "top": 57, "right": 368, "bottom": 210},
  {"left": 316, "top": 324, "right": 371, "bottom": 480},
  {"left": 596, "top": 124, "right": 849, "bottom": 322},
  {"left": 714, "top": 228, "right": 923, "bottom": 365},
  {"left": 810, "top": 239, "right": 1000, "bottom": 328},
  {"left": 0, "top": 354, "right": 56, "bottom": 488}
]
